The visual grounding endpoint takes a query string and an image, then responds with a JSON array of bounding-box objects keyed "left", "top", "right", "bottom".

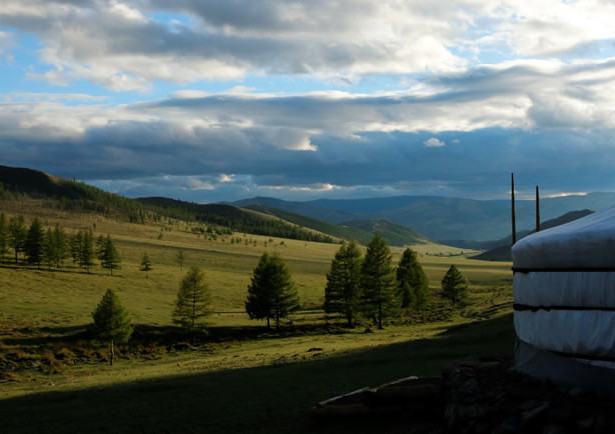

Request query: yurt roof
[{"left": 512, "top": 205, "right": 615, "bottom": 269}]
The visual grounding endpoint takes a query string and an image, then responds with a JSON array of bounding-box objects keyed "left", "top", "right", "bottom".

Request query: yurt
[{"left": 512, "top": 206, "right": 615, "bottom": 391}]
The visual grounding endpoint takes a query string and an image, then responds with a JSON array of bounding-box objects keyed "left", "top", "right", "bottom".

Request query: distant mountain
[
  {"left": 243, "top": 204, "right": 429, "bottom": 246},
  {"left": 232, "top": 194, "right": 615, "bottom": 241},
  {"left": 470, "top": 209, "right": 594, "bottom": 261}
]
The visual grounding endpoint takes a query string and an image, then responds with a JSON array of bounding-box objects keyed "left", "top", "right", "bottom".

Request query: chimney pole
[
  {"left": 536, "top": 185, "right": 540, "bottom": 232},
  {"left": 511, "top": 173, "right": 517, "bottom": 245}
]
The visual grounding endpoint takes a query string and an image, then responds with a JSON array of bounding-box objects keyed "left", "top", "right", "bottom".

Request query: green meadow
[{"left": 0, "top": 202, "right": 514, "bottom": 433}]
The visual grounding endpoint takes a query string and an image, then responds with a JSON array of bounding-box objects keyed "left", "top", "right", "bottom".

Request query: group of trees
[
  {"left": 324, "top": 235, "right": 468, "bottom": 329},
  {"left": 91, "top": 264, "right": 213, "bottom": 365},
  {"left": 0, "top": 213, "right": 120, "bottom": 274},
  {"left": 324, "top": 235, "right": 426, "bottom": 329},
  {"left": 87, "top": 235, "right": 469, "bottom": 366}
]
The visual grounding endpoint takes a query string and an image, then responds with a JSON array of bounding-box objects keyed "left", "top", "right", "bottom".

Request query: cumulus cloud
[
  {"left": 2, "top": 0, "right": 613, "bottom": 90},
  {"left": 2, "top": 72, "right": 615, "bottom": 201},
  {"left": 2, "top": 1, "right": 615, "bottom": 200},
  {"left": 424, "top": 137, "right": 446, "bottom": 147},
  {"left": 0, "top": 30, "right": 15, "bottom": 58}
]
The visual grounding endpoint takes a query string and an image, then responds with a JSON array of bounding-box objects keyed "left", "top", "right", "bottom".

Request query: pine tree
[
  {"left": 8, "top": 215, "right": 26, "bottom": 264},
  {"left": 70, "top": 231, "right": 82, "bottom": 265},
  {"left": 43, "top": 228, "right": 56, "bottom": 271},
  {"left": 95, "top": 235, "right": 105, "bottom": 266},
  {"left": 101, "top": 234, "right": 121, "bottom": 275},
  {"left": 25, "top": 217, "right": 44, "bottom": 268},
  {"left": 140, "top": 252, "right": 152, "bottom": 278},
  {"left": 396, "top": 248, "right": 429, "bottom": 310},
  {"left": 324, "top": 241, "right": 362, "bottom": 327},
  {"left": 360, "top": 234, "right": 398, "bottom": 329},
  {"left": 79, "top": 230, "right": 95, "bottom": 273},
  {"left": 245, "top": 253, "right": 300, "bottom": 329},
  {"left": 0, "top": 213, "right": 8, "bottom": 262},
  {"left": 441, "top": 265, "right": 468, "bottom": 305},
  {"left": 173, "top": 266, "right": 212, "bottom": 331},
  {"left": 53, "top": 224, "right": 68, "bottom": 268},
  {"left": 91, "top": 289, "right": 133, "bottom": 366}
]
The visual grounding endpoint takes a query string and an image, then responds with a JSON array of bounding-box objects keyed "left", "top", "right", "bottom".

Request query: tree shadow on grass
[
  {"left": 2, "top": 321, "right": 356, "bottom": 347},
  {"left": 0, "top": 314, "right": 514, "bottom": 434}
]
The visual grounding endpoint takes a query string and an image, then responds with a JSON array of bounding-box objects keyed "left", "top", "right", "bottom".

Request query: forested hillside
[
  {"left": 0, "top": 165, "right": 334, "bottom": 243},
  {"left": 137, "top": 197, "right": 335, "bottom": 243}
]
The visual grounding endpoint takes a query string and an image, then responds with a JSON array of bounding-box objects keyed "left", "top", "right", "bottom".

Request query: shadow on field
[
  {"left": 3, "top": 321, "right": 354, "bottom": 347},
  {"left": 0, "top": 314, "right": 514, "bottom": 434}
]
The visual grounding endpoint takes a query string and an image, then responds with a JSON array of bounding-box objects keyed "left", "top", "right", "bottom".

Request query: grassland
[{"left": 0, "top": 200, "right": 514, "bottom": 433}]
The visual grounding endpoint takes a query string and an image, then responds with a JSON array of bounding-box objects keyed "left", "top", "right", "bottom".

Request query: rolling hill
[
  {"left": 340, "top": 219, "right": 429, "bottom": 246},
  {"left": 0, "top": 164, "right": 335, "bottom": 243},
  {"left": 243, "top": 204, "right": 429, "bottom": 246}
]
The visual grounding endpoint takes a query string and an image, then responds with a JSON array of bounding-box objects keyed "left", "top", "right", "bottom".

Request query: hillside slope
[
  {"left": 0, "top": 164, "right": 334, "bottom": 243},
  {"left": 341, "top": 219, "right": 429, "bottom": 246},
  {"left": 243, "top": 204, "right": 429, "bottom": 246},
  {"left": 135, "top": 197, "right": 334, "bottom": 243}
]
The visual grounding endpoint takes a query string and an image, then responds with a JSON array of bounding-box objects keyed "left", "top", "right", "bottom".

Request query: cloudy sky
[{"left": 1, "top": 0, "right": 615, "bottom": 202}]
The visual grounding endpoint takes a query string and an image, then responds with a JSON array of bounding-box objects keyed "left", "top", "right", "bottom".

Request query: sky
[{"left": 1, "top": 0, "right": 615, "bottom": 202}]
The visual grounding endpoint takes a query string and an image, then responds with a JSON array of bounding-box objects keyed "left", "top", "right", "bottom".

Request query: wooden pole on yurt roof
[
  {"left": 536, "top": 185, "right": 540, "bottom": 232},
  {"left": 511, "top": 173, "right": 517, "bottom": 245}
]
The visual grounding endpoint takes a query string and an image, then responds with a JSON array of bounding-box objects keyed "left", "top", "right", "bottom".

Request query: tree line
[
  {"left": 88, "top": 234, "right": 468, "bottom": 365},
  {"left": 243, "top": 234, "right": 469, "bottom": 330},
  {"left": 0, "top": 213, "right": 120, "bottom": 274}
]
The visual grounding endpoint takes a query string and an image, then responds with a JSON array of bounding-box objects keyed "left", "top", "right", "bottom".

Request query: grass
[
  {"left": 0, "top": 200, "right": 514, "bottom": 432},
  {"left": 0, "top": 314, "right": 514, "bottom": 434}
]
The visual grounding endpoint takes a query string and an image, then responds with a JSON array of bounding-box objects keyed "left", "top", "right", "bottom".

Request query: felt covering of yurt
[{"left": 512, "top": 206, "right": 615, "bottom": 391}]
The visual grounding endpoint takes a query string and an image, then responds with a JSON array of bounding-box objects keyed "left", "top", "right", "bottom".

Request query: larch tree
[
  {"left": 323, "top": 241, "right": 363, "bottom": 327},
  {"left": 8, "top": 215, "right": 26, "bottom": 264},
  {"left": 0, "top": 213, "right": 8, "bottom": 262},
  {"left": 245, "top": 253, "right": 300, "bottom": 330},
  {"left": 53, "top": 224, "right": 68, "bottom": 267},
  {"left": 173, "top": 266, "right": 213, "bottom": 332},
  {"left": 95, "top": 235, "right": 106, "bottom": 266},
  {"left": 396, "top": 248, "right": 429, "bottom": 310},
  {"left": 91, "top": 289, "right": 133, "bottom": 366},
  {"left": 25, "top": 217, "right": 44, "bottom": 268},
  {"left": 43, "top": 227, "right": 56, "bottom": 271},
  {"left": 79, "top": 230, "right": 96, "bottom": 273},
  {"left": 101, "top": 234, "right": 121, "bottom": 275},
  {"left": 441, "top": 265, "right": 468, "bottom": 305},
  {"left": 360, "top": 234, "right": 398, "bottom": 329},
  {"left": 70, "top": 231, "right": 82, "bottom": 265},
  {"left": 140, "top": 252, "right": 152, "bottom": 278}
]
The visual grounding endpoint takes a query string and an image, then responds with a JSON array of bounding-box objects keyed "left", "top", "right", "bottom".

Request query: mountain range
[
  {"left": 232, "top": 194, "right": 615, "bottom": 242},
  {"left": 3, "top": 163, "right": 614, "bottom": 245}
]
